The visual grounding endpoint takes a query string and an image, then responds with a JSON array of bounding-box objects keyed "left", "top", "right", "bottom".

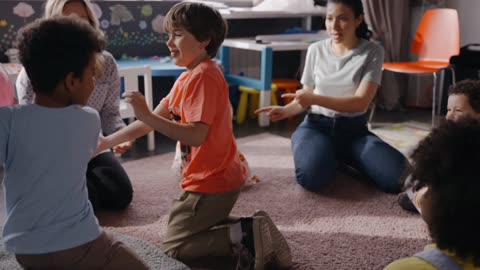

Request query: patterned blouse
[{"left": 16, "top": 51, "right": 125, "bottom": 135}]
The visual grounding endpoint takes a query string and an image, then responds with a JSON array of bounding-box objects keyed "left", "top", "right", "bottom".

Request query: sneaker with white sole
[
  {"left": 253, "top": 210, "right": 292, "bottom": 269},
  {"left": 240, "top": 216, "right": 275, "bottom": 270}
]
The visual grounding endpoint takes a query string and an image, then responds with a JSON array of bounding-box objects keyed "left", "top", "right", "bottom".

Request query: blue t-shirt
[{"left": 0, "top": 104, "right": 102, "bottom": 254}]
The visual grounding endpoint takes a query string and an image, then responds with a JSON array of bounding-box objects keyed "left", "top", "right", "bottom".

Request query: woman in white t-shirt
[{"left": 256, "top": 0, "right": 410, "bottom": 193}]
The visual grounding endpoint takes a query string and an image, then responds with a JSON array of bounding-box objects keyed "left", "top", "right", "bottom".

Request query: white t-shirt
[
  {"left": 0, "top": 104, "right": 102, "bottom": 254},
  {"left": 301, "top": 38, "right": 384, "bottom": 117}
]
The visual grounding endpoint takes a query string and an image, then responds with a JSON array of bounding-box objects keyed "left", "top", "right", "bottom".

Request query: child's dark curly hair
[
  {"left": 17, "top": 16, "right": 105, "bottom": 96},
  {"left": 449, "top": 79, "right": 480, "bottom": 113},
  {"left": 411, "top": 118, "right": 480, "bottom": 265}
]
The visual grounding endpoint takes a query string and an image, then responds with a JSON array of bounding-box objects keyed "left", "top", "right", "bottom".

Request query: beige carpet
[{"left": 98, "top": 123, "right": 431, "bottom": 270}]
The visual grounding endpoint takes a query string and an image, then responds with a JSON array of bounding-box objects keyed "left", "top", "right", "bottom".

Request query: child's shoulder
[
  {"left": 0, "top": 104, "right": 28, "bottom": 117},
  {"left": 187, "top": 60, "right": 225, "bottom": 87},
  {"left": 192, "top": 59, "right": 223, "bottom": 77},
  {"left": 0, "top": 105, "right": 15, "bottom": 122},
  {"left": 0, "top": 104, "right": 15, "bottom": 113},
  {"left": 74, "top": 105, "right": 100, "bottom": 121},
  {"left": 38, "top": 105, "right": 100, "bottom": 123}
]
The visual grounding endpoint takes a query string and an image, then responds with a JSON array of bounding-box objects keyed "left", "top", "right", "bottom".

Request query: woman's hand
[
  {"left": 112, "top": 140, "right": 134, "bottom": 155},
  {"left": 123, "top": 92, "right": 152, "bottom": 122},
  {"left": 255, "top": 106, "right": 289, "bottom": 122},
  {"left": 282, "top": 90, "right": 315, "bottom": 109}
]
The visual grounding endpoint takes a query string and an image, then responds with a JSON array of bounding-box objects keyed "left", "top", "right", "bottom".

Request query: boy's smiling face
[
  {"left": 446, "top": 94, "right": 480, "bottom": 122},
  {"left": 166, "top": 27, "right": 210, "bottom": 70}
]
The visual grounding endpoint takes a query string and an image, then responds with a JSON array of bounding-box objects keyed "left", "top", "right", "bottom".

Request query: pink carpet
[{"left": 98, "top": 132, "right": 430, "bottom": 270}]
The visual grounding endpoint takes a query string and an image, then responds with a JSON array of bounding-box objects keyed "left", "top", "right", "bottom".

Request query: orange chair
[{"left": 382, "top": 8, "right": 459, "bottom": 126}]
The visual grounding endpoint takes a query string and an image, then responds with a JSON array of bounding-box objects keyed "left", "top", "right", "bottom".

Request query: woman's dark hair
[
  {"left": 448, "top": 79, "right": 480, "bottom": 113},
  {"left": 327, "top": 0, "right": 372, "bottom": 40},
  {"left": 411, "top": 119, "right": 480, "bottom": 265}
]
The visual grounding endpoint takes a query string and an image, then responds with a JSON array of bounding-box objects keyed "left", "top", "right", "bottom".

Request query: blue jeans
[{"left": 291, "top": 113, "right": 409, "bottom": 193}]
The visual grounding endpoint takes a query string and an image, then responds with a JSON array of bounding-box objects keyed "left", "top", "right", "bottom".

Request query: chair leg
[
  {"left": 450, "top": 67, "right": 456, "bottom": 85},
  {"left": 249, "top": 93, "right": 259, "bottom": 119},
  {"left": 236, "top": 91, "right": 248, "bottom": 125},
  {"left": 147, "top": 132, "right": 155, "bottom": 151},
  {"left": 437, "top": 69, "right": 445, "bottom": 116},
  {"left": 431, "top": 72, "right": 438, "bottom": 127},
  {"left": 270, "top": 89, "right": 278, "bottom": 106}
]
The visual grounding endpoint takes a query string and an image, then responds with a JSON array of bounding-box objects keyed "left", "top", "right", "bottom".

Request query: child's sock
[
  {"left": 229, "top": 218, "right": 256, "bottom": 255},
  {"left": 239, "top": 217, "right": 255, "bottom": 256},
  {"left": 229, "top": 221, "right": 243, "bottom": 245},
  {"left": 231, "top": 219, "right": 256, "bottom": 270}
]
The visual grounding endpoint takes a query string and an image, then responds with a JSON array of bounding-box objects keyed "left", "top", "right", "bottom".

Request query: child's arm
[
  {"left": 96, "top": 101, "right": 169, "bottom": 153},
  {"left": 124, "top": 91, "right": 209, "bottom": 147}
]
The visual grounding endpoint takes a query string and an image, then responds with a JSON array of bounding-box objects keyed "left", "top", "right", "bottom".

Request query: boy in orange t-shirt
[{"left": 97, "top": 2, "right": 291, "bottom": 269}]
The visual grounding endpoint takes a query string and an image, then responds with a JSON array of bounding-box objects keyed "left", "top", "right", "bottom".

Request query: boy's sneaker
[
  {"left": 235, "top": 245, "right": 254, "bottom": 270},
  {"left": 397, "top": 192, "right": 419, "bottom": 214},
  {"left": 240, "top": 216, "right": 275, "bottom": 270},
  {"left": 253, "top": 210, "right": 292, "bottom": 269}
]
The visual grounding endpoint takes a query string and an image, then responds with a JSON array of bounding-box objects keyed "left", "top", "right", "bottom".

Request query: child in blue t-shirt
[{"left": 0, "top": 17, "right": 147, "bottom": 269}]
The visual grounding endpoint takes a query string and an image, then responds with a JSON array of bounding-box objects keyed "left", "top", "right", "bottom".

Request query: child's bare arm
[
  {"left": 125, "top": 91, "right": 209, "bottom": 146},
  {"left": 96, "top": 101, "right": 170, "bottom": 153},
  {"left": 142, "top": 116, "right": 209, "bottom": 147},
  {"left": 95, "top": 120, "right": 151, "bottom": 154}
]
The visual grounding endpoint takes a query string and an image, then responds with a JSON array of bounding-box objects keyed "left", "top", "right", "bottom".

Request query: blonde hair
[{"left": 44, "top": 0, "right": 100, "bottom": 31}]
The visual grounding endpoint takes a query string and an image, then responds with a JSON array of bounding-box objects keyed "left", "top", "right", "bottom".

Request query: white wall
[{"left": 447, "top": 0, "right": 480, "bottom": 45}]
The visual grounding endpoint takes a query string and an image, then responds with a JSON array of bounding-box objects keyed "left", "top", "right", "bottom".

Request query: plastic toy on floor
[{"left": 238, "top": 152, "right": 260, "bottom": 185}]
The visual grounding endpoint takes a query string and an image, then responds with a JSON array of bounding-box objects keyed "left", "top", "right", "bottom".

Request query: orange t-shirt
[{"left": 160, "top": 59, "right": 246, "bottom": 193}]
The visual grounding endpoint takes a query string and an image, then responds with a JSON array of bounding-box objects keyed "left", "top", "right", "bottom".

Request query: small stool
[
  {"left": 236, "top": 85, "right": 278, "bottom": 125},
  {"left": 272, "top": 79, "right": 301, "bottom": 105}
]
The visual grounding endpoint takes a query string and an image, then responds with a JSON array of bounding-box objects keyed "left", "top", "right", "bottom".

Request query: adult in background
[{"left": 256, "top": 0, "right": 410, "bottom": 193}]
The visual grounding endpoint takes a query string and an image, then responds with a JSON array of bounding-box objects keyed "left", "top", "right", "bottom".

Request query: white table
[
  {"left": 220, "top": 36, "right": 326, "bottom": 126},
  {"left": 220, "top": 8, "right": 326, "bottom": 31}
]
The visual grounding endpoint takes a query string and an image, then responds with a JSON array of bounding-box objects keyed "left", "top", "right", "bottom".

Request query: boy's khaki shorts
[
  {"left": 162, "top": 188, "right": 241, "bottom": 260},
  {"left": 15, "top": 232, "right": 149, "bottom": 270}
]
